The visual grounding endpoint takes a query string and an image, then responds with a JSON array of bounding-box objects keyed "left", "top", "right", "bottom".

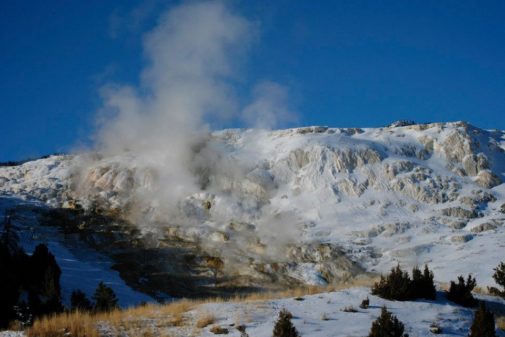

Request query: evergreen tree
[
  {"left": 489, "top": 262, "right": 505, "bottom": 298},
  {"left": 414, "top": 265, "right": 436, "bottom": 299},
  {"left": 93, "top": 282, "right": 118, "bottom": 312},
  {"left": 71, "top": 290, "right": 93, "bottom": 311},
  {"left": 26, "top": 244, "right": 63, "bottom": 316},
  {"left": 373, "top": 264, "right": 437, "bottom": 301},
  {"left": 273, "top": 309, "right": 300, "bottom": 337},
  {"left": 469, "top": 302, "right": 496, "bottom": 337},
  {"left": 0, "top": 219, "right": 64, "bottom": 328},
  {"left": 368, "top": 306, "right": 408, "bottom": 337},
  {"left": 0, "top": 240, "right": 20, "bottom": 328},
  {"left": 446, "top": 275, "right": 477, "bottom": 307},
  {"left": 360, "top": 297, "right": 370, "bottom": 309},
  {"left": 1, "top": 214, "right": 21, "bottom": 254},
  {"left": 422, "top": 265, "right": 436, "bottom": 298},
  {"left": 410, "top": 266, "right": 428, "bottom": 299},
  {"left": 372, "top": 265, "right": 412, "bottom": 300}
]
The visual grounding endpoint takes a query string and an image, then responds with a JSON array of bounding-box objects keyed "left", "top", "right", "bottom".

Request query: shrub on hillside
[
  {"left": 93, "top": 282, "right": 118, "bottom": 312},
  {"left": 71, "top": 290, "right": 93, "bottom": 311},
  {"left": 372, "top": 264, "right": 436, "bottom": 301},
  {"left": 469, "top": 302, "right": 496, "bottom": 337},
  {"left": 360, "top": 297, "right": 370, "bottom": 309},
  {"left": 411, "top": 265, "right": 436, "bottom": 300},
  {"left": 446, "top": 275, "right": 477, "bottom": 307},
  {"left": 1, "top": 217, "right": 63, "bottom": 328},
  {"left": 372, "top": 265, "right": 411, "bottom": 300},
  {"left": 489, "top": 262, "right": 505, "bottom": 298},
  {"left": 368, "top": 306, "right": 408, "bottom": 337},
  {"left": 0, "top": 239, "right": 21, "bottom": 327},
  {"left": 26, "top": 244, "right": 63, "bottom": 316},
  {"left": 273, "top": 309, "right": 300, "bottom": 337}
]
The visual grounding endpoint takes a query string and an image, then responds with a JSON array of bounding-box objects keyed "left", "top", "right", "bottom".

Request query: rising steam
[{"left": 83, "top": 0, "right": 298, "bottom": 238}]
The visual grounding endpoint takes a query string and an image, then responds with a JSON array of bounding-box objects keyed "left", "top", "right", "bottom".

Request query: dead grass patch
[
  {"left": 497, "top": 316, "right": 505, "bottom": 330},
  {"left": 209, "top": 325, "right": 229, "bottom": 334},
  {"left": 196, "top": 312, "right": 215, "bottom": 328},
  {"left": 26, "top": 276, "right": 376, "bottom": 337},
  {"left": 27, "top": 311, "right": 100, "bottom": 337}
]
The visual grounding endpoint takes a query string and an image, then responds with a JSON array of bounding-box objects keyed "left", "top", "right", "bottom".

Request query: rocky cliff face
[{"left": 1, "top": 121, "right": 505, "bottom": 287}]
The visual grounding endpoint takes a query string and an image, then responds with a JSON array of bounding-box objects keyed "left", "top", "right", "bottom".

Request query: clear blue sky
[{"left": 1, "top": 0, "right": 504, "bottom": 161}]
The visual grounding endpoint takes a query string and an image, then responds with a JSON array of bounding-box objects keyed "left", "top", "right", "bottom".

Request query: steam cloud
[{"left": 87, "top": 0, "right": 298, "bottom": 234}]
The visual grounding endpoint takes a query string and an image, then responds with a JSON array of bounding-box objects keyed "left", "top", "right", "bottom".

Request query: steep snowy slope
[
  {"left": 1, "top": 121, "right": 505, "bottom": 288},
  {"left": 0, "top": 196, "right": 152, "bottom": 307}
]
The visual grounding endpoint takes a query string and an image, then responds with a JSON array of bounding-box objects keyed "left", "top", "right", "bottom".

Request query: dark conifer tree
[
  {"left": 27, "top": 244, "right": 63, "bottom": 316},
  {"left": 469, "top": 302, "right": 496, "bottom": 337},
  {"left": 273, "top": 309, "right": 300, "bottom": 337},
  {"left": 71, "top": 290, "right": 93, "bottom": 311},
  {"left": 373, "top": 264, "right": 436, "bottom": 301},
  {"left": 420, "top": 264, "right": 436, "bottom": 299},
  {"left": 0, "top": 219, "right": 64, "bottom": 328},
  {"left": 93, "top": 282, "right": 118, "bottom": 312},
  {"left": 372, "top": 265, "right": 412, "bottom": 300},
  {"left": 489, "top": 262, "right": 505, "bottom": 298},
  {"left": 0, "top": 240, "right": 20, "bottom": 328},
  {"left": 368, "top": 306, "right": 408, "bottom": 337},
  {"left": 446, "top": 274, "right": 477, "bottom": 307}
]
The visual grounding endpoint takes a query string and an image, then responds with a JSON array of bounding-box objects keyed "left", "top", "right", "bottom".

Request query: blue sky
[{"left": 1, "top": 0, "right": 504, "bottom": 161}]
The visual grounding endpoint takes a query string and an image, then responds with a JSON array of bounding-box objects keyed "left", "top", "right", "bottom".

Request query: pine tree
[
  {"left": 368, "top": 306, "right": 408, "bottom": 337},
  {"left": 469, "top": 302, "right": 496, "bottom": 337},
  {"left": 419, "top": 264, "right": 436, "bottom": 299},
  {"left": 71, "top": 290, "right": 93, "bottom": 311},
  {"left": 489, "top": 262, "right": 505, "bottom": 298},
  {"left": 273, "top": 309, "right": 300, "bottom": 337},
  {"left": 1, "top": 214, "right": 21, "bottom": 254},
  {"left": 410, "top": 266, "right": 425, "bottom": 299},
  {"left": 27, "top": 244, "right": 63, "bottom": 316},
  {"left": 93, "top": 282, "right": 118, "bottom": 312},
  {"left": 0, "top": 240, "right": 20, "bottom": 328},
  {"left": 372, "top": 265, "right": 412, "bottom": 300},
  {"left": 446, "top": 274, "right": 477, "bottom": 307}
]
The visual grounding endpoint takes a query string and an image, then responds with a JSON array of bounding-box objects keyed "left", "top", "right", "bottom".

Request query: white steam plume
[
  {"left": 94, "top": 1, "right": 254, "bottom": 210},
  {"left": 242, "top": 81, "right": 298, "bottom": 129},
  {"left": 81, "top": 0, "right": 301, "bottom": 253}
]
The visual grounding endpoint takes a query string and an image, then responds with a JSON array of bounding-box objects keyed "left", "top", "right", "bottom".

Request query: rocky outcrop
[
  {"left": 475, "top": 170, "right": 502, "bottom": 188},
  {"left": 1, "top": 121, "right": 504, "bottom": 288},
  {"left": 441, "top": 207, "right": 478, "bottom": 219}
]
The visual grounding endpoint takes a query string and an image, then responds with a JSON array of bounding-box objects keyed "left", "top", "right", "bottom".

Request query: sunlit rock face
[{"left": 1, "top": 121, "right": 505, "bottom": 286}]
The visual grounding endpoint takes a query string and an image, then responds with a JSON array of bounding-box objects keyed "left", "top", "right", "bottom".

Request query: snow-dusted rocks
[{"left": 1, "top": 121, "right": 505, "bottom": 287}]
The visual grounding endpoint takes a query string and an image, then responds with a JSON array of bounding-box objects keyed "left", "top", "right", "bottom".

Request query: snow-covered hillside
[
  {"left": 183, "top": 288, "right": 505, "bottom": 337},
  {"left": 0, "top": 196, "right": 152, "bottom": 307},
  {"left": 3, "top": 287, "right": 504, "bottom": 337},
  {"left": 1, "top": 121, "right": 505, "bottom": 289}
]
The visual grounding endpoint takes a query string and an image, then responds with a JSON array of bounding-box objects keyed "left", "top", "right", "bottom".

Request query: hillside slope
[{"left": 1, "top": 121, "right": 505, "bottom": 290}]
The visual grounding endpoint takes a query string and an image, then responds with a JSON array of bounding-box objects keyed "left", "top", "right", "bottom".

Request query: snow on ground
[
  {"left": 170, "top": 288, "right": 505, "bottom": 337},
  {"left": 0, "top": 196, "right": 152, "bottom": 307},
  {"left": 4, "top": 286, "right": 503, "bottom": 337},
  {"left": 106, "top": 287, "right": 505, "bottom": 337}
]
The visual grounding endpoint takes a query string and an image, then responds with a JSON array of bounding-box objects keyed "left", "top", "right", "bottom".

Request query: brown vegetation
[
  {"left": 26, "top": 277, "right": 376, "bottom": 337},
  {"left": 195, "top": 312, "right": 215, "bottom": 328},
  {"left": 497, "top": 316, "right": 505, "bottom": 330}
]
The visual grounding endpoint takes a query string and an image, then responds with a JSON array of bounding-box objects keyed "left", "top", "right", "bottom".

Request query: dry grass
[
  {"left": 158, "top": 299, "right": 193, "bottom": 316},
  {"left": 7, "top": 320, "right": 24, "bottom": 331},
  {"left": 497, "top": 316, "right": 505, "bottom": 330},
  {"left": 209, "top": 325, "right": 229, "bottom": 334},
  {"left": 342, "top": 306, "right": 358, "bottom": 313},
  {"left": 26, "top": 276, "right": 376, "bottom": 337},
  {"left": 28, "top": 311, "right": 100, "bottom": 337},
  {"left": 195, "top": 312, "right": 215, "bottom": 328}
]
